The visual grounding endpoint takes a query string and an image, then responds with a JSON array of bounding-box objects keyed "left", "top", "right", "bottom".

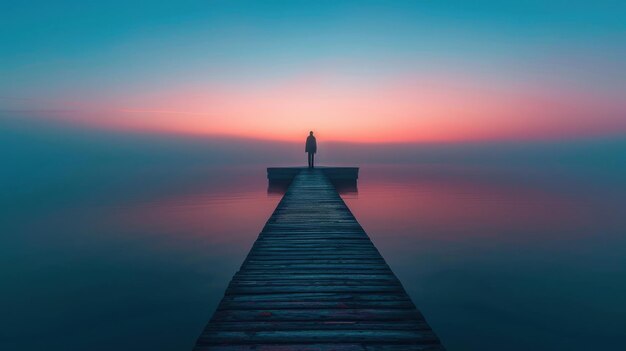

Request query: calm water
[
  {"left": 2, "top": 136, "right": 626, "bottom": 350},
  {"left": 345, "top": 164, "right": 626, "bottom": 350}
]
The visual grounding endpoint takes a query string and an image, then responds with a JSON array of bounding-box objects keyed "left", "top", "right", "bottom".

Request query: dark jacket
[{"left": 305, "top": 135, "right": 317, "bottom": 153}]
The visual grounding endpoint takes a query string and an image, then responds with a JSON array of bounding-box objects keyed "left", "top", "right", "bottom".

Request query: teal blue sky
[{"left": 1, "top": 1, "right": 625, "bottom": 141}]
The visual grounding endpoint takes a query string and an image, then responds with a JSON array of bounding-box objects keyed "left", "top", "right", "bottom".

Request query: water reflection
[
  {"left": 267, "top": 179, "right": 292, "bottom": 195},
  {"left": 268, "top": 178, "right": 358, "bottom": 195},
  {"left": 0, "top": 166, "right": 280, "bottom": 351},
  {"left": 2, "top": 162, "right": 625, "bottom": 351},
  {"left": 343, "top": 164, "right": 626, "bottom": 351},
  {"left": 345, "top": 166, "right": 595, "bottom": 240}
]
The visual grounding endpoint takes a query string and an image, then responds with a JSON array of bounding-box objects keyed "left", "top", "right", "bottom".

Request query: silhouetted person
[{"left": 305, "top": 131, "right": 317, "bottom": 168}]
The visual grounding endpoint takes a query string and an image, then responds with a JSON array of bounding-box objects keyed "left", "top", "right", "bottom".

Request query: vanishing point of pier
[{"left": 194, "top": 167, "right": 444, "bottom": 350}]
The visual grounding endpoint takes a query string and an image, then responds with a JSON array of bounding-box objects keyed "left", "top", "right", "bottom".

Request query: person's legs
[
  {"left": 307, "top": 153, "right": 312, "bottom": 168},
  {"left": 311, "top": 153, "right": 315, "bottom": 168}
]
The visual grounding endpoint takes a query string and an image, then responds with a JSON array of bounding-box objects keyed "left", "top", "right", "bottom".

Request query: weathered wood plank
[
  {"left": 195, "top": 344, "right": 444, "bottom": 351},
  {"left": 193, "top": 168, "right": 443, "bottom": 349},
  {"left": 217, "top": 300, "right": 415, "bottom": 310},
  {"left": 219, "top": 292, "right": 414, "bottom": 303},
  {"left": 202, "top": 321, "right": 428, "bottom": 331},
  {"left": 225, "top": 285, "right": 405, "bottom": 295},
  {"left": 210, "top": 308, "right": 423, "bottom": 322},
  {"left": 232, "top": 273, "right": 399, "bottom": 281},
  {"left": 198, "top": 329, "right": 440, "bottom": 343}
]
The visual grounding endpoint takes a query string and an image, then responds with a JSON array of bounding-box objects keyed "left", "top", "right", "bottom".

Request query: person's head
[{"left": 309, "top": 131, "right": 314, "bottom": 135}]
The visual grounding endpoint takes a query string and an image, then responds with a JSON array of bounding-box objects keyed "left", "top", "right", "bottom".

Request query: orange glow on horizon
[{"left": 19, "top": 72, "right": 626, "bottom": 143}]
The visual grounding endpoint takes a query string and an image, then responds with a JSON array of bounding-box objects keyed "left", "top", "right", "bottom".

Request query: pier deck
[{"left": 194, "top": 168, "right": 444, "bottom": 350}]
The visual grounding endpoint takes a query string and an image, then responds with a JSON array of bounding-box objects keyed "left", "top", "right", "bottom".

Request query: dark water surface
[
  {"left": 344, "top": 164, "right": 626, "bottom": 350},
  {"left": 2, "top": 134, "right": 626, "bottom": 350}
]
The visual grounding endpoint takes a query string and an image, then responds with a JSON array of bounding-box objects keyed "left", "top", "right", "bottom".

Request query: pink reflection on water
[
  {"left": 344, "top": 165, "right": 596, "bottom": 242},
  {"left": 110, "top": 168, "right": 280, "bottom": 247}
]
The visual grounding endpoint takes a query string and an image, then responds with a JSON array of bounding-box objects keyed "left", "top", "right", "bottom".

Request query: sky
[{"left": 1, "top": 0, "right": 625, "bottom": 142}]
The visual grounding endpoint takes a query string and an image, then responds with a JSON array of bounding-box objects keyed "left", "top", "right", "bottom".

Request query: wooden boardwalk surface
[{"left": 194, "top": 168, "right": 444, "bottom": 350}]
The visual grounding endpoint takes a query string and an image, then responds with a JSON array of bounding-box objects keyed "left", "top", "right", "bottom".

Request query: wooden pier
[{"left": 194, "top": 168, "right": 444, "bottom": 350}]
